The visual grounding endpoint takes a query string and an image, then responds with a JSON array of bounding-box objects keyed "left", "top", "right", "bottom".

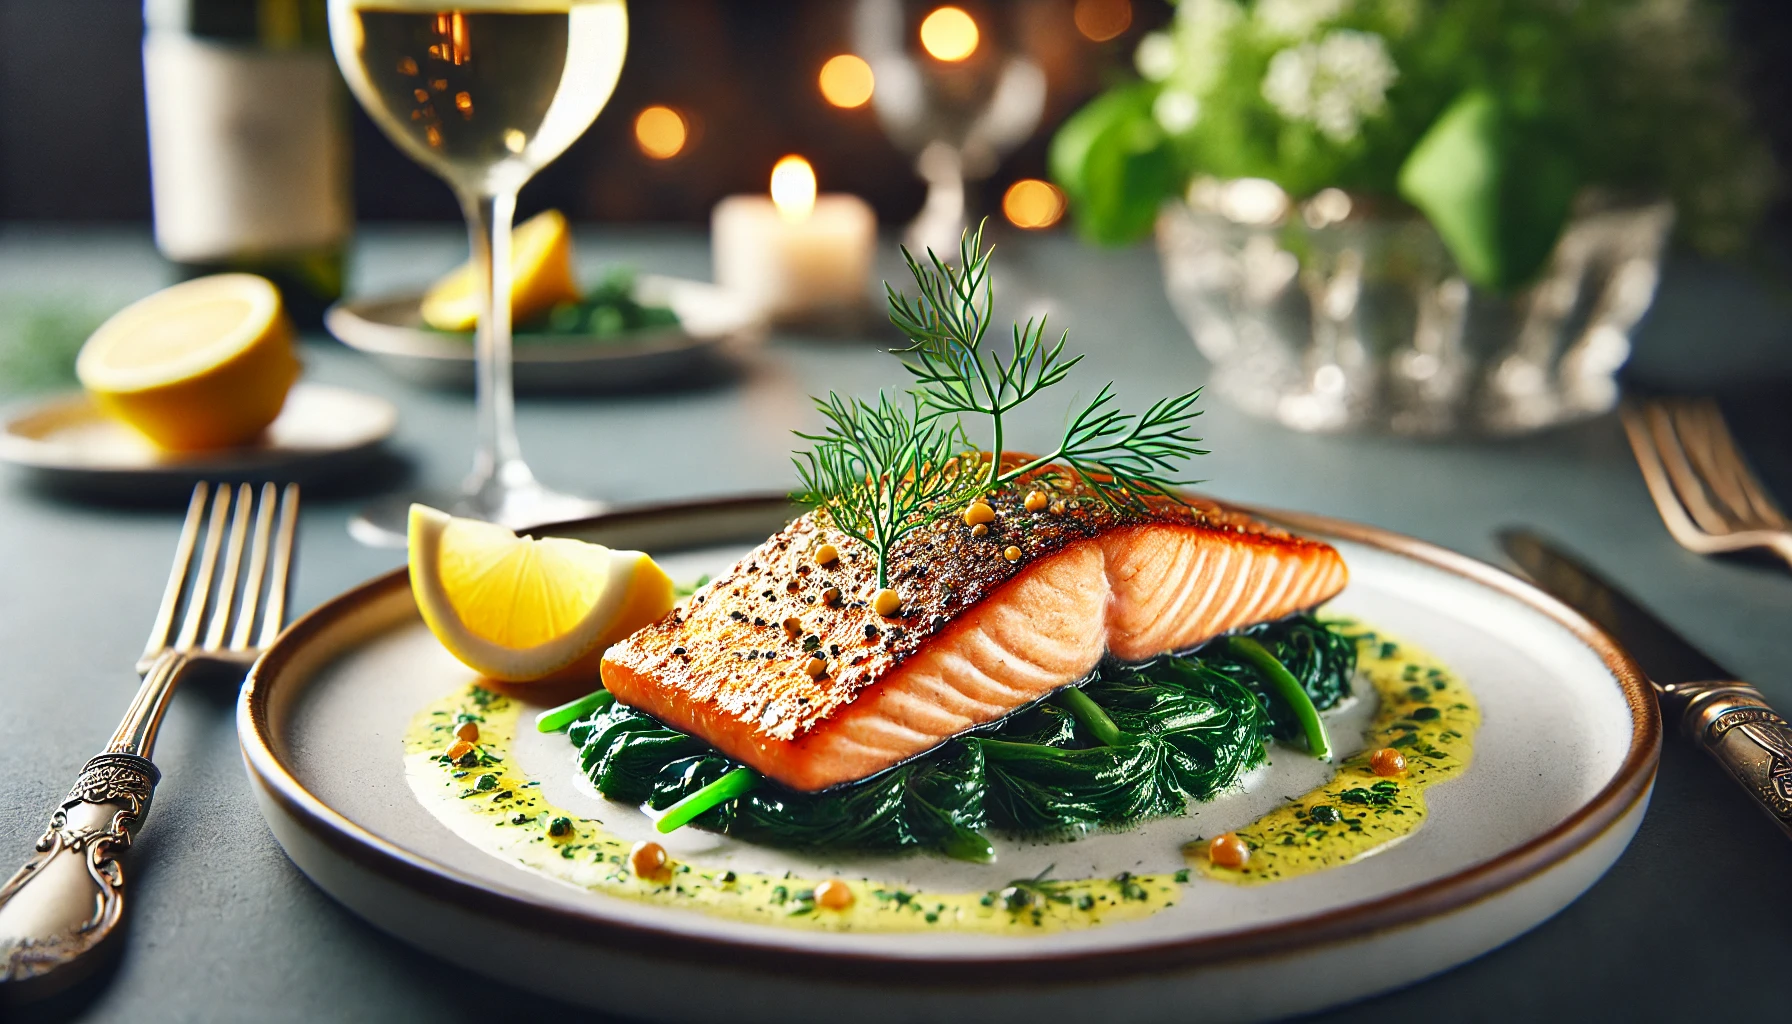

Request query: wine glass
[
  {"left": 853, "top": 0, "right": 1046, "bottom": 256},
  {"left": 327, "top": 0, "right": 628, "bottom": 543}
]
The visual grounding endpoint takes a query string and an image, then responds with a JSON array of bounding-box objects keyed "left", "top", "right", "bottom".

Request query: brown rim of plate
[{"left": 238, "top": 494, "right": 1661, "bottom": 987}]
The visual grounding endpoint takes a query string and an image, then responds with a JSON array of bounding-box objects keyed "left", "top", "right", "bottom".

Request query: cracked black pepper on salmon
[{"left": 599, "top": 460, "right": 1348, "bottom": 792}]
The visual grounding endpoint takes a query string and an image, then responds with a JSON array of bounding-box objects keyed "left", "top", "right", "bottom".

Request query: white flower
[
  {"left": 1255, "top": 0, "right": 1348, "bottom": 40},
  {"left": 1135, "top": 32, "right": 1177, "bottom": 81},
  {"left": 1176, "top": 0, "right": 1244, "bottom": 34},
  {"left": 1260, "top": 29, "right": 1398, "bottom": 144},
  {"left": 1167, "top": 0, "right": 1243, "bottom": 97},
  {"left": 1153, "top": 89, "right": 1201, "bottom": 133}
]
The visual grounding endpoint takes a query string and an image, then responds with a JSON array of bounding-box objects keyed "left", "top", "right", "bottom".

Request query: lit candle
[{"left": 712, "top": 156, "right": 877, "bottom": 326}]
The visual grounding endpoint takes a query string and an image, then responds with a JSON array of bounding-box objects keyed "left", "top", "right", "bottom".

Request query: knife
[{"left": 1499, "top": 529, "right": 1792, "bottom": 840}]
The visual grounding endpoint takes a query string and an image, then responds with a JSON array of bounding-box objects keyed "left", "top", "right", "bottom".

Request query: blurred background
[
  {"left": 3, "top": 0, "right": 1788, "bottom": 230},
  {"left": 4, "top": 0, "right": 1154, "bottom": 225},
  {"left": 4, "top": 0, "right": 1792, "bottom": 449}
]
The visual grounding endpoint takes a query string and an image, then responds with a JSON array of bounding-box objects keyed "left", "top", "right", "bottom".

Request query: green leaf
[
  {"left": 1397, "top": 89, "right": 1578, "bottom": 291},
  {"left": 1050, "top": 83, "right": 1178, "bottom": 247}
]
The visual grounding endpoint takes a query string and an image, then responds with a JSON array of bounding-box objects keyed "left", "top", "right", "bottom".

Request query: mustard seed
[
  {"left": 629, "top": 840, "right": 669, "bottom": 879},
  {"left": 814, "top": 878, "right": 855, "bottom": 911}
]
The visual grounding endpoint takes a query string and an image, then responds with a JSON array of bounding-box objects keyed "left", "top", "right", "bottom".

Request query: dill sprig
[
  {"left": 887, "top": 222, "right": 1081, "bottom": 489},
  {"left": 887, "top": 222, "right": 1208, "bottom": 508},
  {"left": 792, "top": 391, "right": 978, "bottom": 589},
  {"left": 792, "top": 225, "right": 1210, "bottom": 585}
]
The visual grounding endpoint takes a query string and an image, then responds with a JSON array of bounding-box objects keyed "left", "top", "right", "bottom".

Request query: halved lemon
[
  {"left": 407, "top": 504, "right": 674, "bottom": 683},
  {"left": 75, "top": 273, "right": 299, "bottom": 451},
  {"left": 420, "top": 208, "right": 581, "bottom": 332}
]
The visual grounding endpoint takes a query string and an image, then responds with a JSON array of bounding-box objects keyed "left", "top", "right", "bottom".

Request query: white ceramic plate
[
  {"left": 325, "top": 275, "right": 765, "bottom": 393},
  {"left": 0, "top": 383, "right": 396, "bottom": 495},
  {"left": 238, "top": 497, "right": 1657, "bottom": 1023}
]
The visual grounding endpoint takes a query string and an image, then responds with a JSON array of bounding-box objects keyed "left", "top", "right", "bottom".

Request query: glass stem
[
  {"left": 908, "top": 141, "right": 967, "bottom": 255},
  {"left": 459, "top": 187, "right": 535, "bottom": 503}
]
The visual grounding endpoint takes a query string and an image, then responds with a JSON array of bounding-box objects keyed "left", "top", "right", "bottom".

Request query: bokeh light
[
  {"left": 818, "top": 54, "right": 876, "bottom": 108},
  {"left": 919, "top": 7, "right": 979, "bottom": 62},
  {"left": 634, "top": 105, "right": 687, "bottom": 160},
  {"left": 1003, "top": 179, "right": 1067, "bottom": 230},
  {"left": 770, "top": 155, "right": 818, "bottom": 221},
  {"left": 1073, "top": 0, "right": 1132, "bottom": 42}
]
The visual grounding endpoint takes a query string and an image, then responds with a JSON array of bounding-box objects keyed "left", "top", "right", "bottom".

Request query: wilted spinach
[{"left": 567, "top": 614, "right": 1354, "bottom": 861}]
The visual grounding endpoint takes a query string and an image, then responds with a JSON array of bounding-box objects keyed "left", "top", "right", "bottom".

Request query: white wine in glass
[{"left": 328, "top": 0, "right": 627, "bottom": 543}]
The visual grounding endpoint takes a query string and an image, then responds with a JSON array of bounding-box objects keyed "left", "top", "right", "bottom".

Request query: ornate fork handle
[
  {"left": 0, "top": 755, "right": 160, "bottom": 984},
  {"left": 2, "top": 483, "right": 294, "bottom": 1004},
  {"left": 1665, "top": 680, "right": 1792, "bottom": 839},
  {"left": 0, "top": 651, "right": 184, "bottom": 998}
]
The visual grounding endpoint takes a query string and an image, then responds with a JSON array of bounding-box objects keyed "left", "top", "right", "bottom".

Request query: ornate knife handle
[{"left": 1665, "top": 681, "right": 1792, "bottom": 840}]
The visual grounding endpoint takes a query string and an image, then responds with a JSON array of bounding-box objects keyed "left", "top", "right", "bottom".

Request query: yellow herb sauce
[
  {"left": 405, "top": 690, "right": 1178, "bottom": 933},
  {"left": 403, "top": 623, "right": 1479, "bottom": 932},
  {"left": 1196, "top": 625, "right": 1481, "bottom": 884}
]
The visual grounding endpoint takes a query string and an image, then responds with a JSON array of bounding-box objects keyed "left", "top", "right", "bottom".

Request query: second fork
[{"left": 1621, "top": 397, "right": 1792, "bottom": 570}]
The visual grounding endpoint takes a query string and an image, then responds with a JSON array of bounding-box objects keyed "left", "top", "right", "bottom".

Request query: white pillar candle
[{"left": 712, "top": 156, "right": 876, "bottom": 325}]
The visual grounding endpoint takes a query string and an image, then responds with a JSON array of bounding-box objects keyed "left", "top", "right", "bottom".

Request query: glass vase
[{"left": 1156, "top": 179, "right": 1674, "bottom": 436}]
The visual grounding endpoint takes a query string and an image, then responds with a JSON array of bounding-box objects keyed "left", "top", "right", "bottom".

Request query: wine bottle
[{"left": 143, "top": 0, "right": 352, "bottom": 328}]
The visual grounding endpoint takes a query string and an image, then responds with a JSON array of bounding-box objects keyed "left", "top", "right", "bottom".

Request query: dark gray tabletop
[{"left": 3, "top": 226, "right": 1789, "bottom": 1023}]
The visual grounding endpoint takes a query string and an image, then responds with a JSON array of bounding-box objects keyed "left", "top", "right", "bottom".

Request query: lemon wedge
[
  {"left": 420, "top": 208, "right": 581, "bottom": 332},
  {"left": 407, "top": 504, "right": 674, "bottom": 683},
  {"left": 75, "top": 273, "right": 299, "bottom": 451}
]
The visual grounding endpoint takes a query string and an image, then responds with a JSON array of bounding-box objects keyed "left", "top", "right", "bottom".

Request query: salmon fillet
[{"left": 601, "top": 463, "right": 1348, "bottom": 791}]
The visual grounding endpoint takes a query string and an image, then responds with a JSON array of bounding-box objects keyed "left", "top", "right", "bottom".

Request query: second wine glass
[
  {"left": 853, "top": 0, "right": 1045, "bottom": 256},
  {"left": 328, "top": 0, "right": 628, "bottom": 542}
]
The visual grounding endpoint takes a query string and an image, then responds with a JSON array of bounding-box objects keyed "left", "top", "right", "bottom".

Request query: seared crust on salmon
[{"left": 601, "top": 463, "right": 1347, "bottom": 791}]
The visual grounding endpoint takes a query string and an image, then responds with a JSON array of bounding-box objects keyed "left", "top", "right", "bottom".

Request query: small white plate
[
  {"left": 0, "top": 383, "right": 397, "bottom": 494},
  {"left": 326, "top": 275, "right": 765, "bottom": 394},
  {"left": 239, "top": 496, "right": 1658, "bottom": 1022}
]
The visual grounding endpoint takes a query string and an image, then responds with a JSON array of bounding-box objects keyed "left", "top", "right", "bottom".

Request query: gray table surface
[{"left": 2, "top": 225, "right": 1790, "bottom": 1023}]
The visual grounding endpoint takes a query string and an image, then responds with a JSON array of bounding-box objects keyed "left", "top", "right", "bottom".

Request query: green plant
[
  {"left": 0, "top": 300, "right": 104, "bottom": 397},
  {"left": 1051, "top": 0, "right": 1774, "bottom": 290}
]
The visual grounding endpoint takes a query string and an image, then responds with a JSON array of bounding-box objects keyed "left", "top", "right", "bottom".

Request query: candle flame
[
  {"left": 920, "top": 6, "right": 979, "bottom": 62},
  {"left": 771, "top": 155, "right": 817, "bottom": 222}
]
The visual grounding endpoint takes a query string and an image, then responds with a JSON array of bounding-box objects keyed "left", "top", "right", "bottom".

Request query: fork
[
  {"left": 0, "top": 481, "right": 299, "bottom": 1002},
  {"left": 1620, "top": 397, "right": 1792, "bottom": 570}
]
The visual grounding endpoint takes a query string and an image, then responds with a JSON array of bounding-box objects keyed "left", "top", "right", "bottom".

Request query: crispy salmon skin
[{"left": 600, "top": 464, "right": 1347, "bottom": 791}]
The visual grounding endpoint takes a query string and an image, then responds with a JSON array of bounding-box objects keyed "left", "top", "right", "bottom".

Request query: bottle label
[{"left": 144, "top": 33, "right": 350, "bottom": 262}]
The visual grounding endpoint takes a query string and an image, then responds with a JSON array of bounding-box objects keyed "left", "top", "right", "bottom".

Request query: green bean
[
  {"left": 655, "top": 767, "right": 759, "bottom": 834},
  {"left": 1055, "top": 686, "right": 1126, "bottom": 746},
  {"left": 1227, "top": 635, "right": 1331, "bottom": 759},
  {"left": 534, "top": 688, "right": 614, "bottom": 733}
]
